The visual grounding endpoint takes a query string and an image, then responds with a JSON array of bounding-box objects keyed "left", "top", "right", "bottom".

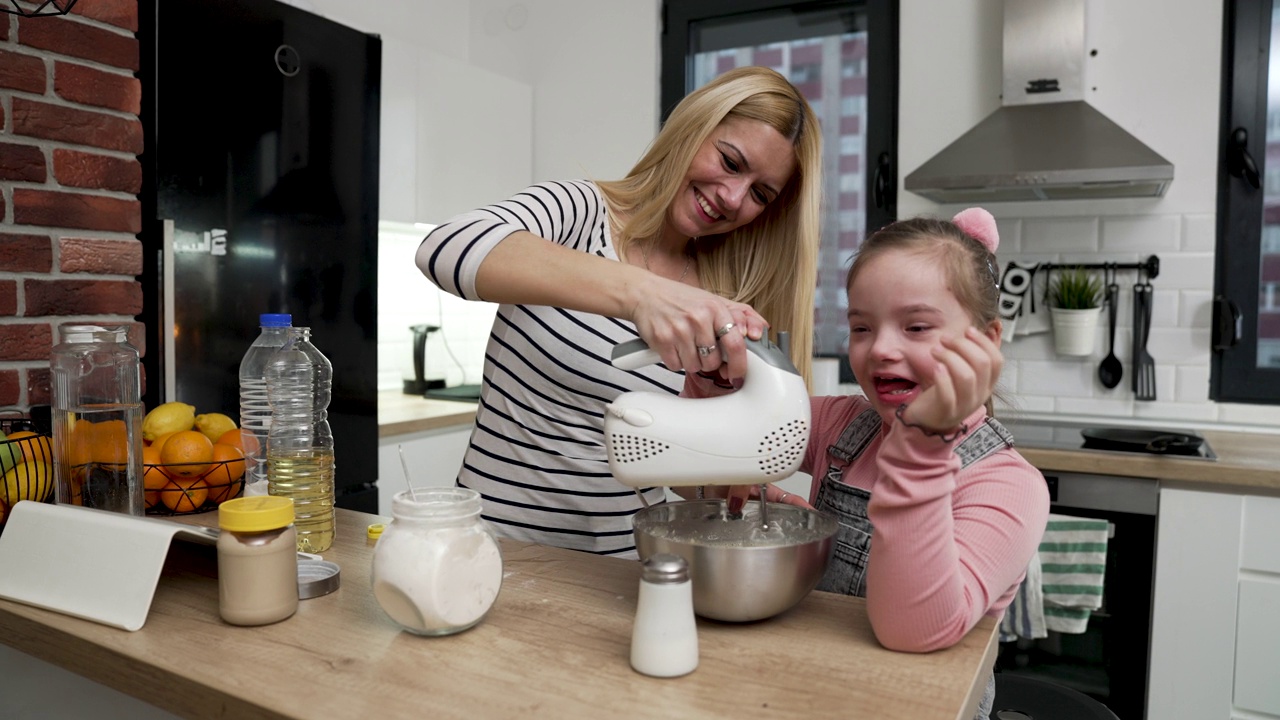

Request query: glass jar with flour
[{"left": 371, "top": 487, "right": 503, "bottom": 636}]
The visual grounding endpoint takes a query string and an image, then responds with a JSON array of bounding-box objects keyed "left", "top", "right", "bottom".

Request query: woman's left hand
[{"left": 900, "top": 326, "right": 1003, "bottom": 435}]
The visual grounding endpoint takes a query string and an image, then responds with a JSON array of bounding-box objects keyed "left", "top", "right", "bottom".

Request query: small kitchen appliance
[
  {"left": 603, "top": 336, "right": 810, "bottom": 488},
  {"left": 403, "top": 324, "right": 443, "bottom": 395}
]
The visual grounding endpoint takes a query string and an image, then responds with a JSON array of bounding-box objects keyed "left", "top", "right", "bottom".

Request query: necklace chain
[{"left": 641, "top": 241, "right": 692, "bottom": 283}]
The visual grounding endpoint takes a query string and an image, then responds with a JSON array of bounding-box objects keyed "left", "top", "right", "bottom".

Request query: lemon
[
  {"left": 0, "top": 430, "right": 21, "bottom": 475},
  {"left": 142, "top": 402, "right": 196, "bottom": 442},
  {"left": 194, "top": 412, "right": 238, "bottom": 445},
  {"left": 2, "top": 460, "right": 52, "bottom": 504}
]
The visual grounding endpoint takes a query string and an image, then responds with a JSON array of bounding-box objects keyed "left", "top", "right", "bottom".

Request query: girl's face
[
  {"left": 664, "top": 116, "right": 796, "bottom": 243},
  {"left": 846, "top": 248, "right": 1000, "bottom": 423}
]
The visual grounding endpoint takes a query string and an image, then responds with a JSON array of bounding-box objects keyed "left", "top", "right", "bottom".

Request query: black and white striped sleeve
[{"left": 414, "top": 180, "right": 604, "bottom": 301}]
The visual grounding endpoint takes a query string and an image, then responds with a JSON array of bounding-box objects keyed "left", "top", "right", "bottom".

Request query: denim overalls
[{"left": 812, "top": 408, "right": 1017, "bottom": 720}]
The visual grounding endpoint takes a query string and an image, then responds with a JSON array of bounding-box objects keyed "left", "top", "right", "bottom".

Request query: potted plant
[{"left": 1048, "top": 266, "right": 1104, "bottom": 356}]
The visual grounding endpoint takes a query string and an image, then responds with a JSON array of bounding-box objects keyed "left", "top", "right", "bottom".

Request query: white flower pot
[{"left": 1050, "top": 307, "right": 1102, "bottom": 356}]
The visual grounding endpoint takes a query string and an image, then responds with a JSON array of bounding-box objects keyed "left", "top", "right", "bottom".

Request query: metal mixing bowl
[{"left": 632, "top": 499, "right": 838, "bottom": 622}]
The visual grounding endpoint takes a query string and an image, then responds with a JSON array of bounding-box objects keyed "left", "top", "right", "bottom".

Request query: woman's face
[
  {"left": 664, "top": 116, "right": 797, "bottom": 242},
  {"left": 846, "top": 248, "right": 999, "bottom": 423}
]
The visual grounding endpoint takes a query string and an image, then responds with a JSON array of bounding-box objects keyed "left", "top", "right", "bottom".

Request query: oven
[
  {"left": 995, "top": 420, "right": 1220, "bottom": 719},
  {"left": 996, "top": 471, "right": 1158, "bottom": 720}
]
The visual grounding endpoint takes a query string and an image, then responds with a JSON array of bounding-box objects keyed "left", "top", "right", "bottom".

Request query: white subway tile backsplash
[
  {"left": 997, "top": 394, "right": 1058, "bottom": 414},
  {"left": 1057, "top": 395, "right": 1133, "bottom": 415},
  {"left": 1217, "top": 403, "right": 1280, "bottom": 426},
  {"left": 1133, "top": 399, "right": 1220, "bottom": 422},
  {"left": 1022, "top": 217, "right": 1100, "bottom": 254},
  {"left": 1015, "top": 359, "right": 1097, "bottom": 395},
  {"left": 1149, "top": 253, "right": 1215, "bottom": 289},
  {"left": 1179, "top": 291, "right": 1213, "bottom": 328},
  {"left": 1100, "top": 215, "right": 1180, "bottom": 253},
  {"left": 1175, "top": 365, "right": 1211, "bottom": 404},
  {"left": 1146, "top": 288, "right": 1179, "bottom": 328},
  {"left": 1181, "top": 214, "right": 1216, "bottom": 252},
  {"left": 993, "top": 217, "right": 1023, "bottom": 253},
  {"left": 1147, "top": 327, "right": 1210, "bottom": 366}
]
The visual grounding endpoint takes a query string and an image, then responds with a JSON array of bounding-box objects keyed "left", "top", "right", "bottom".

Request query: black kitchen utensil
[
  {"left": 1098, "top": 266, "right": 1122, "bottom": 389},
  {"left": 1080, "top": 427, "right": 1204, "bottom": 455},
  {"left": 1132, "top": 275, "right": 1156, "bottom": 400}
]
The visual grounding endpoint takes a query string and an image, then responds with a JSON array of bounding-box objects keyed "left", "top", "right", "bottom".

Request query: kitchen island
[{"left": 0, "top": 508, "right": 997, "bottom": 720}]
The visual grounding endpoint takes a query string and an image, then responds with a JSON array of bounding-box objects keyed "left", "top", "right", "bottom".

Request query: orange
[
  {"left": 159, "top": 430, "right": 214, "bottom": 477},
  {"left": 142, "top": 445, "right": 166, "bottom": 508},
  {"left": 65, "top": 418, "right": 95, "bottom": 469},
  {"left": 148, "top": 430, "right": 179, "bottom": 455},
  {"left": 216, "top": 428, "right": 259, "bottom": 457},
  {"left": 6, "top": 431, "right": 52, "bottom": 465},
  {"left": 92, "top": 419, "right": 130, "bottom": 465},
  {"left": 159, "top": 475, "right": 208, "bottom": 513},
  {"left": 205, "top": 443, "right": 246, "bottom": 504}
]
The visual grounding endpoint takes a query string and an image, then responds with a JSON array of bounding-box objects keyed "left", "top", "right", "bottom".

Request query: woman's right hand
[{"left": 629, "top": 279, "right": 768, "bottom": 380}]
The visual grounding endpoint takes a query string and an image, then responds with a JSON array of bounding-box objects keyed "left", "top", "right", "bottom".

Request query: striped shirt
[{"left": 415, "top": 180, "right": 677, "bottom": 556}]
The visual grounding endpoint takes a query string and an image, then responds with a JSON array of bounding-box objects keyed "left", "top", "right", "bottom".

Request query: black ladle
[{"left": 1098, "top": 265, "right": 1123, "bottom": 389}]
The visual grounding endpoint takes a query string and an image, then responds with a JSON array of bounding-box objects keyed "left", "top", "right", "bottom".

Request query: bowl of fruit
[
  {"left": 140, "top": 402, "right": 248, "bottom": 515},
  {"left": 0, "top": 420, "right": 54, "bottom": 529}
]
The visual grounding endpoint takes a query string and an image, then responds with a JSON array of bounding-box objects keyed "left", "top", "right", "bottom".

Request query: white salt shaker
[{"left": 630, "top": 553, "right": 698, "bottom": 677}]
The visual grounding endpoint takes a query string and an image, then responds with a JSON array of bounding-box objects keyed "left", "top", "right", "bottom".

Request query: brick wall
[{"left": 0, "top": 1, "right": 144, "bottom": 414}]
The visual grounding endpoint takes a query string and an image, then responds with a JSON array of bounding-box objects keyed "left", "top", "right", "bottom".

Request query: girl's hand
[
  {"left": 630, "top": 281, "right": 769, "bottom": 380},
  {"left": 900, "top": 326, "right": 1003, "bottom": 435},
  {"left": 722, "top": 483, "right": 813, "bottom": 514}
]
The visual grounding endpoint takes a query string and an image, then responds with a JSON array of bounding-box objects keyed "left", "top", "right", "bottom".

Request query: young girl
[{"left": 702, "top": 209, "right": 1048, "bottom": 719}]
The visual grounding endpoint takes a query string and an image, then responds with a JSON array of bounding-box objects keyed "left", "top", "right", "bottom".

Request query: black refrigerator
[{"left": 138, "top": 0, "right": 381, "bottom": 512}]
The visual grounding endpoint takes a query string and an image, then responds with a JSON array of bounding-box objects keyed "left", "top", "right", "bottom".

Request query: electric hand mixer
[{"left": 603, "top": 335, "right": 811, "bottom": 526}]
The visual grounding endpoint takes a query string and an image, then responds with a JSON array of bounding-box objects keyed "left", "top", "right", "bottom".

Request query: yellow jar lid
[
  {"left": 219, "top": 496, "right": 294, "bottom": 532},
  {"left": 366, "top": 522, "right": 385, "bottom": 541}
]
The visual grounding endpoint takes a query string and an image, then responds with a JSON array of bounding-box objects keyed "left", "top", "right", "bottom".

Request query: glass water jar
[
  {"left": 51, "top": 324, "right": 144, "bottom": 515},
  {"left": 371, "top": 488, "right": 503, "bottom": 636}
]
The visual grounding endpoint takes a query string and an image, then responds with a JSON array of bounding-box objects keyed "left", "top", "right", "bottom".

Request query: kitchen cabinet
[
  {"left": 1149, "top": 486, "right": 1280, "bottom": 719},
  {"left": 378, "top": 39, "right": 533, "bottom": 225}
]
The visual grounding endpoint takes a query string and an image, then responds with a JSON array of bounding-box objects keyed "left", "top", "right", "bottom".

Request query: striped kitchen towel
[
  {"left": 999, "top": 552, "right": 1047, "bottom": 642},
  {"left": 1039, "top": 513, "right": 1109, "bottom": 633}
]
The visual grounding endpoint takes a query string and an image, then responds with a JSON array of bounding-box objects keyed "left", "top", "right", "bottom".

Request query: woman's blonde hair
[{"left": 597, "top": 66, "right": 822, "bottom": 384}]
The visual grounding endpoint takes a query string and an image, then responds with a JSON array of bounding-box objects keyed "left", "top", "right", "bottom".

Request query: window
[
  {"left": 662, "top": 0, "right": 899, "bottom": 375},
  {"left": 1215, "top": 0, "right": 1280, "bottom": 402}
]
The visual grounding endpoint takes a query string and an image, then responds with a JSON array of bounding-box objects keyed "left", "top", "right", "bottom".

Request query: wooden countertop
[
  {"left": 378, "top": 390, "right": 476, "bottom": 437},
  {"left": 0, "top": 509, "right": 996, "bottom": 720},
  {"left": 1015, "top": 428, "right": 1280, "bottom": 492}
]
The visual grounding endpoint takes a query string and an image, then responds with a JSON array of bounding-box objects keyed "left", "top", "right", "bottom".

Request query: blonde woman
[{"left": 416, "top": 66, "right": 822, "bottom": 556}]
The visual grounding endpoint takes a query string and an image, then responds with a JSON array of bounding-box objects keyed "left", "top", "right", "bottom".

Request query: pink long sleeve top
[{"left": 801, "top": 395, "right": 1049, "bottom": 652}]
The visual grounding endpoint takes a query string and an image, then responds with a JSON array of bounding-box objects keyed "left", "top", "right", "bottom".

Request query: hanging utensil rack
[{"left": 1036, "top": 254, "right": 1160, "bottom": 280}]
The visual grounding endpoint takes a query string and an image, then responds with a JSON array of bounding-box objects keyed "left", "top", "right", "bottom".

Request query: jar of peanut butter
[{"left": 217, "top": 496, "right": 298, "bottom": 625}]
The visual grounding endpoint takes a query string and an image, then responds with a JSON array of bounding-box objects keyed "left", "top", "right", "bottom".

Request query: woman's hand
[
  {"left": 629, "top": 279, "right": 768, "bottom": 380},
  {"left": 900, "top": 326, "right": 1003, "bottom": 435}
]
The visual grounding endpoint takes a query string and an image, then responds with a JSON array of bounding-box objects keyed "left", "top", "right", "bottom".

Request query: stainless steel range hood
[{"left": 905, "top": 0, "right": 1173, "bottom": 203}]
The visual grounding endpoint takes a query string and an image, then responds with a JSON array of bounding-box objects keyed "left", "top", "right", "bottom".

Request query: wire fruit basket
[
  {"left": 0, "top": 417, "right": 55, "bottom": 530},
  {"left": 142, "top": 457, "right": 245, "bottom": 516}
]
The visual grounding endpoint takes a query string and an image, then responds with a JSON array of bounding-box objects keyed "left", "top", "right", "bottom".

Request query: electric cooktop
[{"left": 999, "top": 418, "right": 1217, "bottom": 461}]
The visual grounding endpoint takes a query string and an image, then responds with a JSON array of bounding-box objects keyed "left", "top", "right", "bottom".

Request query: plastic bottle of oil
[{"left": 265, "top": 327, "right": 335, "bottom": 553}]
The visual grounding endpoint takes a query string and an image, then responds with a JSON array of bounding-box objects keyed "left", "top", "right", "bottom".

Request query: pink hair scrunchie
[{"left": 952, "top": 208, "right": 999, "bottom": 253}]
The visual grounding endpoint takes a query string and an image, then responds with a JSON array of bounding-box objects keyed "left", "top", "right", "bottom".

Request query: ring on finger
[
  {"left": 696, "top": 345, "right": 716, "bottom": 357},
  {"left": 715, "top": 322, "right": 736, "bottom": 339}
]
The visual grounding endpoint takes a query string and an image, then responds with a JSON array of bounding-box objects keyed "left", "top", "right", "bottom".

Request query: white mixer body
[{"left": 604, "top": 338, "right": 811, "bottom": 488}]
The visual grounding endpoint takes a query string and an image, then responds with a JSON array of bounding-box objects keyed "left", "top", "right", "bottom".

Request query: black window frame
[
  {"left": 661, "top": 0, "right": 899, "bottom": 380},
  {"left": 1214, "top": 0, "right": 1280, "bottom": 403}
]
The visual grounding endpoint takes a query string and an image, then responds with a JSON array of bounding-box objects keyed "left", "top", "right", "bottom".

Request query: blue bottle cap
[{"left": 260, "top": 313, "right": 292, "bottom": 327}]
